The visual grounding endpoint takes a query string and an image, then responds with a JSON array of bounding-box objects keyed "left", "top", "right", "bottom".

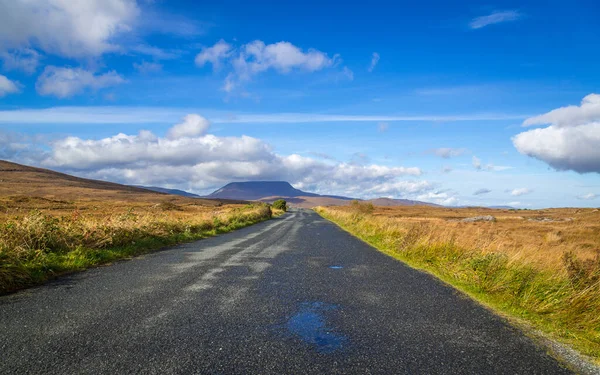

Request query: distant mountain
[
  {"left": 135, "top": 186, "right": 201, "bottom": 198},
  {"left": 207, "top": 181, "right": 435, "bottom": 208},
  {"left": 206, "top": 181, "right": 321, "bottom": 200},
  {"left": 366, "top": 197, "right": 440, "bottom": 207}
]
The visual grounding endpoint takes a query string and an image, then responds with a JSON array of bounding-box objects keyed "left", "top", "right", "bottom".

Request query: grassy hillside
[
  {"left": 316, "top": 204, "right": 600, "bottom": 364},
  {"left": 0, "top": 160, "right": 276, "bottom": 294}
]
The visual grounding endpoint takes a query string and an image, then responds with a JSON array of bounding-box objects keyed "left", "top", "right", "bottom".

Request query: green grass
[
  {"left": 0, "top": 204, "right": 274, "bottom": 294},
  {"left": 315, "top": 207, "right": 600, "bottom": 366}
]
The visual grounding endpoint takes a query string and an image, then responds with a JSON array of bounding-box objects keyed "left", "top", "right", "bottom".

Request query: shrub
[
  {"left": 272, "top": 199, "right": 287, "bottom": 212},
  {"left": 349, "top": 200, "right": 374, "bottom": 215}
]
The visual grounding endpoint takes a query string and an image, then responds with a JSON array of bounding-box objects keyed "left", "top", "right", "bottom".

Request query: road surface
[{"left": 0, "top": 210, "right": 571, "bottom": 374}]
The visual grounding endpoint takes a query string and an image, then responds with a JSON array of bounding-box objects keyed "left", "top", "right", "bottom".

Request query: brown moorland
[
  {"left": 316, "top": 203, "right": 600, "bottom": 364},
  {"left": 0, "top": 160, "right": 276, "bottom": 294}
]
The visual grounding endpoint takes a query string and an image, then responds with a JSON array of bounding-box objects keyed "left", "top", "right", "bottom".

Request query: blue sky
[{"left": 0, "top": 0, "right": 599, "bottom": 207}]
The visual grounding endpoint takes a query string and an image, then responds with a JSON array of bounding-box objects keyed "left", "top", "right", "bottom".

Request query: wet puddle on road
[{"left": 277, "top": 302, "right": 347, "bottom": 353}]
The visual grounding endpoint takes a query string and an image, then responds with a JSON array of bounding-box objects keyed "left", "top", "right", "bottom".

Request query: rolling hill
[
  {"left": 0, "top": 160, "right": 230, "bottom": 206},
  {"left": 0, "top": 160, "right": 437, "bottom": 209},
  {"left": 134, "top": 186, "right": 202, "bottom": 198}
]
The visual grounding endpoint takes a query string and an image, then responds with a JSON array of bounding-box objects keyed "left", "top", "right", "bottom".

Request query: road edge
[{"left": 314, "top": 209, "right": 600, "bottom": 375}]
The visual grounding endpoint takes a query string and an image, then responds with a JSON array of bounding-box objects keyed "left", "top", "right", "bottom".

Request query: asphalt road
[{"left": 0, "top": 209, "right": 572, "bottom": 374}]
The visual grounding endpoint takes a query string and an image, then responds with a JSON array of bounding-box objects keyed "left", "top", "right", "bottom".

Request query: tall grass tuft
[{"left": 0, "top": 203, "right": 273, "bottom": 294}]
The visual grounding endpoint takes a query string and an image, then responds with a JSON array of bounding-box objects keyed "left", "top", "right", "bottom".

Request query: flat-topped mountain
[
  {"left": 207, "top": 181, "right": 323, "bottom": 200},
  {"left": 206, "top": 181, "right": 434, "bottom": 208}
]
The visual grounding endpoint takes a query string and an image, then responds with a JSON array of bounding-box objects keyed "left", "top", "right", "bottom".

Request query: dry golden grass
[
  {"left": 0, "top": 160, "right": 276, "bottom": 294},
  {"left": 365, "top": 205, "right": 600, "bottom": 272},
  {"left": 316, "top": 204, "right": 600, "bottom": 363}
]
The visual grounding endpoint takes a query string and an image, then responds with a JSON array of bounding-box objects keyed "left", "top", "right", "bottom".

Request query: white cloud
[
  {"left": 472, "top": 156, "right": 482, "bottom": 170},
  {"left": 0, "top": 107, "right": 528, "bottom": 125},
  {"left": 523, "top": 94, "right": 600, "bottom": 128},
  {"left": 514, "top": 94, "right": 600, "bottom": 173},
  {"left": 469, "top": 10, "right": 521, "bottom": 29},
  {"left": 36, "top": 66, "right": 126, "bottom": 98},
  {"left": 474, "top": 188, "right": 491, "bottom": 195},
  {"left": 196, "top": 40, "right": 339, "bottom": 92},
  {"left": 577, "top": 193, "right": 597, "bottom": 200},
  {"left": 431, "top": 148, "right": 466, "bottom": 158},
  {"left": 0, "top": 75, "right": 21, "bottom": 97},
  {"left": 510, "top": 188, "right": 532, "bottom": 196},
  {"left": 195, "top": 40, "right": 233, "bottom": 71},
  {"left": 133, "top": 61, "right": 162, "bottom": 74},
  {"left": 34, "top": 114, "right": 426, "bottom": 197},
  {"left": 166, "top": 114, "right": 210, "bottom": 139},
  {"left": 1, "top": 48, "right": 40, "bottom": 74},
  {"left": 0, "top": 131, "right": 49, "bottom": 166},
  {"left": 417, "top": 191, "right": 458, "bottom": 206},
  {"left": 368, "top": 52, "right": 380, "bottom": 72},
  {"left": 0, "top": 0, "right": 139, "bottom": 58}
]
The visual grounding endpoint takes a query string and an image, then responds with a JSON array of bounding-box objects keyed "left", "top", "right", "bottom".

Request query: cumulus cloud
[
  {"left": 0, "top": 0, "right": 139, "bottom": 58},
  {"left": 474, "top": 188, "right": 491, "bottom": 195},
  {"left": 431, "top": 148, "right": 466, "bottom": 158},
  {"left": 196, "top": 40, "right": 340, "bottom": 92},
  {"left": 36, "top": 66, "right": 126, "bottom": 98},
  {"left": 368, "top": 52, "right": 380, "bottom": 72},
  {"left": 36, "top": 114, "right": 425, "bottom": 197},
  {"left": 514, "top": 94, "right": 600, "bottom": 173},
  {"left": 166, "top": 114, "right": 210, "bottom": 139},
  {"left": 469, "top": 10, "right": 521, "bottom": 29},
  {"left": 510, "top": 188, "right": 532, "bottom": 196},
  {"left": 133, "top": 61, "right": 163, "bottom": 74},
  {"left": 1, "top": 48, "right": 40, "bottom": 74},
  {"left": 0, "top": 75, "right": 21, "bottom": 97},
  {"left": 472, "top": 156, "right": 482, "bottom": 170},
  {"left": 523, "top": 94, "right": 600, "bottom": 128}
]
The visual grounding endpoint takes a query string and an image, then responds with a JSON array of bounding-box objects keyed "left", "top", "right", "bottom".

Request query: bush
[
  {"left": 350, "top": 200, "right": 374, "bottom": 215},
  {"left": 272, "top": 199, "right": 287, "bottom": 212}
]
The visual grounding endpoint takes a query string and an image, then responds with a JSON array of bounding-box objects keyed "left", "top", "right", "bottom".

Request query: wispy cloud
[
  {"left": 0, "top": 107, "right": 530, "bottom": 124},
  {"left": 133, "top": 61, "right": 163, "bottom": 74},
  {"left": 474, "top": 188, "right": 492, "bottom": 195},
  {"left": 577, "top": 193, "right": 597, "bottom": 200},
  {"left": 368, "top": 52, "right": 380, "bottom": 72},
  {"left": 473, "top": 155, "right": 513, "bottom": 171},
  {"left": 429, "top": 148, "right": 466, "bottom": 159},
  {"left": 469, "top": 10, "right": 521, "bottom": 29},
  {"left": 510, "top": 188, "right": 532, "bottom": 196}
]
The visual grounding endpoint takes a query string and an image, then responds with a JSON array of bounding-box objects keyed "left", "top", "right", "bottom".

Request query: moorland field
[
  {"left": 0, "top": 160, "right": 276, "bottom": 294},
  {"left": 316, "top": 203, "right": 600, "bottom": 362}
]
